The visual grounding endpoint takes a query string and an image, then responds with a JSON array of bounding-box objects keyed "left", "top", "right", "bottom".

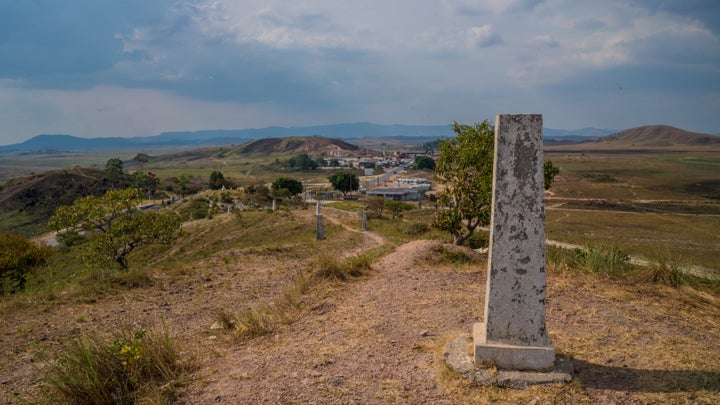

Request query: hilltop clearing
[{"left": 1, "top": 207, "right": 719, "bottom": 404}]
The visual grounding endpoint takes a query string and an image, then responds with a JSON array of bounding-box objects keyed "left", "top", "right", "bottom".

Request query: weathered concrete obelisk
[{"left": 473, "top": 114, "right": 555, "bottom": 371}]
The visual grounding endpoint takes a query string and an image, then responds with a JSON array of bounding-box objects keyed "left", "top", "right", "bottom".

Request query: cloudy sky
[{"left": 1, "top": 0, "right": 719, "bottom": 145}]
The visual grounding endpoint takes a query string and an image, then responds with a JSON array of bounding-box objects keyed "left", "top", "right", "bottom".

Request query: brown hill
[
  {"left": 546, "top": 125, "right": 720, "bottom": 152},
  {"left": 234, "top": 136, "right": 362, "bottom": 156},
  {"left": 600, "top": 125, "right": 720, "bottom": 147},
  {"left": 162, "top": 136, "right": 364, "bottom": 163},
  {"left": 0, "top": 167, "right": 111, "bottom": 236}
]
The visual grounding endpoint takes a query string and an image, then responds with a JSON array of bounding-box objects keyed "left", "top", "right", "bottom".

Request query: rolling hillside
[
  {"left": 0, "top": 167, "right": 112, "bottom": 236},
  {"left": 233, "top": 136, "right": 362, "bottom": 156},
  {"left": 157, "top": 136, "right": 366, "bottom": 164}
]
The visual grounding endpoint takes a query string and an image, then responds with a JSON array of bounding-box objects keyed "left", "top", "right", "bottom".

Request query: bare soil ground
[{"left": 1, "top": 208, "right": 719, "bottom": 404}]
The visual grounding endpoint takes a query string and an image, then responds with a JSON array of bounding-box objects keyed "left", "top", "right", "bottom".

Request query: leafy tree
[
  {"left": 209, "top": 171, "right": 226, "bottom": 190},
  {"left": 130, "top": 171, "right": 160, "bottom": 199},
  {"left": 48, "top": 188, "right": 181, "bottom": 269},
  {"left": 385, "top": 200, "right": 413, "bottom": 221},
  {"left": 288, "top": 153, "right": 318, "bottom": 170},
  {"left": 544, "top": 160, "right": 560, "bottom": 190},
  {"left": 0, "top": 232, "right": 50, "bottom": 293},
  {"left": 367, "top": 196, "right": 385, "bottom": 218},
  {"left": 412, "top": 156, "right": 436, "bottom": 170},
  {"left": 105, "top": 158, "right": 125, "bottom": 188},
  {"left": 133, "top": 153, "right": 150, "bottom": 166},
  {"left": 433, "top": 121, "right": 494, "bottom": 245},
  {"left": 434, "top": 121, "right": 560, "bottom": 245},
  {"left": 271, "top": 177, "right": 303, "bottom": 197},
  {"left": 175, "top": 174, "right": 189, "bottom": 198},
  {"left": 329, "top": 159, "right": 340, "bottom": 167},
  {"left": 328, "top": 171, "right": 359, "bottom": 195},
  {"left": 315, "top": 157, "right": 327, "bottom": 167}
]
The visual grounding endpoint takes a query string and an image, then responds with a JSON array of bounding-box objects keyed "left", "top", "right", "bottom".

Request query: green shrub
[
  {"left": 431, "top": 245, "right": 477, "bottom": 265},
  {"left": 0, "top": 232, "right": 51, "bottom": 294},
  {"left": 573, "top": 244, "right": 630, "bottom": 277},
  {"left": 464, "top": 231, "right": 489, "bottom": 250},
  {"left": 406, "top": 222, "right": 430, "bottom": 236}
]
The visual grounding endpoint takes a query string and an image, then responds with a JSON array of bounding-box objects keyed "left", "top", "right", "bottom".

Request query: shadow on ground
[{"left": 573, "top": 359, "right": 720, "bottom": 392}]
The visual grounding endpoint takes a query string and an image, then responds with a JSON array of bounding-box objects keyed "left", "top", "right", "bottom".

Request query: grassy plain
[
  {"left": 546, "top": 150, "right": 720, "bottom": 200},
  {"left": 545, "top": 150, "right": 720, "bottom": 276}
]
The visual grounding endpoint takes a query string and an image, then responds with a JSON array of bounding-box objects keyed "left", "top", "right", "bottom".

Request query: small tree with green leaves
[
  {"left": 412, "top": 156, "right": 436, "bottom": 170},
  {"left": 49, "top": 188, "right": 181, "bottom": 269},
  {"left": 105, "top": 158, "right": 125, "bottom": 189},
  {"left": 328, "top": 171, "right": 359, "bottom": 196},
  {"left": 272, "top": 177, "right": 304, "bottom": 197},
  {"left": 385, "top": 200, "right": 414, "bottom": 221},
  {"left": 175, "top": 174, "right": 189, "bottom": 198},
  {"left": 209, "top": 171, "right": 226, "bottom": 190},
  {"left": 133, "top": 153, "right": 150, "bottom": 164},
  {"left": 367, "top": 196, "right": 385, "bottom": 218},
  {"left": 544, "top": 160, "right": 560, "bottom": 190},
  {"left": 130, "top": 171, "right": 160, "bottom": 199},
  {"left": 433, "top": 121, "right": 494, "bottom": 246},
  {"left": 288, "top": 153, "right": 318, "bottom": 170},
  {"left": 434, "top": 121, "right": 560, "bottom": 245}
]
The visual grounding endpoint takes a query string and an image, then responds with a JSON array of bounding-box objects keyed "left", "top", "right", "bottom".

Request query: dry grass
[
  {"left": 546, "top": 208, "right": 720, "bottom": 271},
  {"left": 210, "top": 253, "right": 375, "bottom": 340},
  {"left": 43, "top": 322, "right": 193, "bottom": 405},
  {"left": 3, "top": 178, "right": 720, "bottom": 403}
]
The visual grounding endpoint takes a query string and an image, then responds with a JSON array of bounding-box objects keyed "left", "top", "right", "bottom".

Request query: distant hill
[
  {"left": 234, "top": 136, "right": 362, "bottom": 156},
  {"left": 0, "top": 167, "right": 112, "bottom": 237},
  {"left": 598, "top": 125, "right": 720, "bottom": 147},
  {"left": 156, "top": 136, "right": 366, "bottom": 164},
  {"left": 546, "top": 125, "right": 720, "bottom": 151},
  {"left": 0, "top": 123, "right": 455, "bottom": 153},
  {"left": 1, "top": 123, "right": 616, "bottom": 153}
]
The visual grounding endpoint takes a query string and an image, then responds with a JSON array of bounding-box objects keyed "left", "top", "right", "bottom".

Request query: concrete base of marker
[
  {"left": 445, "top": 334, "right": 572, "bottom": 388},
  {"left": 473, "top": 323, "right": 555, "bottom": 371}
]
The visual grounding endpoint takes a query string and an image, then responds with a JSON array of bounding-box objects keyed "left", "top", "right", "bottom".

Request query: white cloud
[
  {"left": 531, "top": 35, "right": 559, "bottom": 48},
  {"left": 1, "top": 0, "right": 719, "bottom": 144},
  {"left": 467, "top": 25, "right": 503, "bottom": 48}
]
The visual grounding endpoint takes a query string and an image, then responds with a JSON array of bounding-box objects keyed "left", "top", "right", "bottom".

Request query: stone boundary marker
[{"left": 445, "top": 114, "right": 572, "bottom": 387}]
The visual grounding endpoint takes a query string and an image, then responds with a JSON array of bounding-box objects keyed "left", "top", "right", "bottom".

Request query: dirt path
[{"left": 181, "top": 240, "right": 480, "bottom": 404}]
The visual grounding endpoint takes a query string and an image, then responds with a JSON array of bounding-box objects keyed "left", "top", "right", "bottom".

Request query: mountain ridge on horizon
[{"left": 0, "top": 122, "right": 617, "bottom": 152}]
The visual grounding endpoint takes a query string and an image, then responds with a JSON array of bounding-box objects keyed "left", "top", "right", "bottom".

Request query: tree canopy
[
  {"left": 385, "top": 200, "right": 414, "bottom": 221},
  {"left": 272, "top": 177, "right": 304, "bottom": 197},
  {"left": 130, "top": 171, "right": 160, "bottom": 198},
  {"left": 209, "top": 171, "right": 227, "bottom": 190},
  {"left": 412, "top": 156, "right": 436, "bottom": 170},
  {"left": 287, "top": 153, "right": 318, "bottom": 170},
  {"left": 48, "top": 188, "right": 181, "bottom": 269},
  {"left": 433, "top": 121, "right": 494, "bottom": 245},
  {"left": 327, "top": 171, "right": 359, "bottom": 195},
  {"left": 105, "top": 158, "right": 125, "bottom": 188},
  {"left": 433, "top": 121, "right": 560, "bottom": 245}
]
